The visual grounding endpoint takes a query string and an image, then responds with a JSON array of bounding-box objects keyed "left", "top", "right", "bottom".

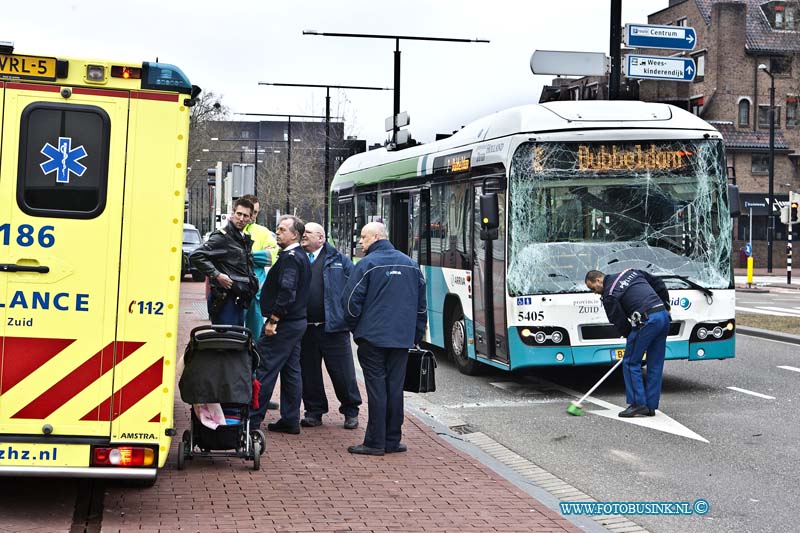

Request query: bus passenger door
[
  {"left": 390, "top": 192, "right": 410, "bottom": 255},
  {"left": 471, "top": 185, "right": 508, "bottom": 364},
  {"left": 0, "top": 83, "right": 128, "bottom": 437}
]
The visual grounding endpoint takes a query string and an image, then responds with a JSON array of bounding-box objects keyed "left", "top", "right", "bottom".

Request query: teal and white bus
[{"left": 329, "top": 101, "right": 738, "bottom": 374}]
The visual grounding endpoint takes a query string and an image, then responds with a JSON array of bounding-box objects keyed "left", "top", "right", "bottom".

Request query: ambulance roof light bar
[{"left": 0, "top": 41, "right": 14, "bottom": 54}]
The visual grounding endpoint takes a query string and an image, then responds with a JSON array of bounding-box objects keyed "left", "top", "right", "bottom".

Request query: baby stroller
[{"left": 177, "top": 325, "right": 265, "bottom": 471}]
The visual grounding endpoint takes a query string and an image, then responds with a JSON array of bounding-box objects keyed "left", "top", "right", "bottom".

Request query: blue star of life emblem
[{"left": 40, "top": 137, "right": 88, "bottom": 184}]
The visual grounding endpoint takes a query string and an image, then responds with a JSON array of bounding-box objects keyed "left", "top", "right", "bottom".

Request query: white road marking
[
  {"left": 726, "top": 386, "right": 776, "bottom": 400},
  {"left": 536, "top": 382, "right": 710, "bottom": 443},
  {"left": 758, "top": 306, "right": 800, "bottom": 315},
  {"left": 735, "top": 306, "right": 799, "bottom": 317},
  {"left": 777, "top": 365, "right": 800, "bottom": 373}
]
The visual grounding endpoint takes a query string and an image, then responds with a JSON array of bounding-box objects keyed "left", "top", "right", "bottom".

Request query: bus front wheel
[{"left": 446, "top": 306, "right": 480, "bottom": 375}]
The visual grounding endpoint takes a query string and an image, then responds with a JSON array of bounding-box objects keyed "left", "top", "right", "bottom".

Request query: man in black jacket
[
  {"left": 189, "top": 198, "right": 257, "bottom": 325},
  {"left": 250, "top": 215, "right": 311, "bottom": 433},
  {"left": 585, "top": 269, "right": 671, "bottom": 418},
  {"left": 298, "top": 222, "right": 362, "bottom": 430}
]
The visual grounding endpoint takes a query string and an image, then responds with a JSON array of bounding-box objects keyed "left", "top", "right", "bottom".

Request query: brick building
[
  {"left": 540, "top": 0, "right": 800, "bottom": 268},
  {"left": 186, "top": 120, "right": 365, "bottom": 232}
]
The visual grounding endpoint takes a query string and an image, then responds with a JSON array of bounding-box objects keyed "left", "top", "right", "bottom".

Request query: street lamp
[
  {"left": 303, "top": 30, "right": 489, "bottom": 144},
  {"left": 759, "top": 63, "right": 776, "bottom": 272},
  {"left": 259, "top": 82, "right": 391, "bottom": 229}
]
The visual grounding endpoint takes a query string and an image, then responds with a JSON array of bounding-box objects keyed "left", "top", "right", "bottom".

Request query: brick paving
[{"left": 101, "top": 282, "right": 579, "bottom": 532}]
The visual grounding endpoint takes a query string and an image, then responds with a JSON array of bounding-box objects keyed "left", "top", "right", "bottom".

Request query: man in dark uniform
[
  {"left": 585, "top": 269, "right": 671, "bottom": 418},
  {"left": 250, "top": 215, "right": 311, "bottom": 433},
  {"left": 189, "top": 198, "right": 257, "bottom": 325},
  {"left": 342, "top": 222, "right": 427, "bottom": 456},
  {"left": 299, "top": 222, "right": 362, "bottom": 430}
]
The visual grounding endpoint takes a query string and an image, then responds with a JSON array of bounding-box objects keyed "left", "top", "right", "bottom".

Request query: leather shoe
[
  {"left": 347, "top": 444, "right": 384, "bottom": 456},
  {"left": 645, "top": 408, "right": 656, "bottom": 416},
  {"left": 343, "top": 416, "right": 359, "bottom": 430},
  {"left": 618, "top": 405, "right": 651, "bottom": 418},
  {"left": 385, "top": 443, "right": 407, "bottom": 454},
  {"left": 267, "top": 420, "right": 300, "bottom": 434},
  {"left": 266, "top": 401, "right": 279, "bottom": 410},
  {"left": 300, "top": 416, "right": 322, "bottom": 427}
]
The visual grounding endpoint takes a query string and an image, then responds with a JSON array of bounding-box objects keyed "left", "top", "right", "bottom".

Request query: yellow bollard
[{"left": 747, "top": 256, "right": 754, "bottom": 287}]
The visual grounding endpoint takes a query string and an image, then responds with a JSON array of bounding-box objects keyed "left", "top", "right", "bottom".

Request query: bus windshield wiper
[{"left": 657, "top": 275, "right": 713, "bottom": 304}]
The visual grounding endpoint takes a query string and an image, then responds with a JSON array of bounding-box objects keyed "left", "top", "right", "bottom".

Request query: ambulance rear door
[{"left": 0, "top": 82, "right": 129, "bottom": 438}]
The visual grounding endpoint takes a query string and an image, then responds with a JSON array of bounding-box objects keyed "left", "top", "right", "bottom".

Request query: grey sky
[{"left": 6, "top": 0, "right": 667, "bottom": 145}]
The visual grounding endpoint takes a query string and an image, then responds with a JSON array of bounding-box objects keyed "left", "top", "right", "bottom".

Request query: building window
[
  {"left": 241, "top": 130, "right": 250, "bottom": 139},
  {"left": 788, "top": 96, "right": 798, "bottom": 128},
  {"left": 676, "top": 17, "right": 688, "bottom": 26},
  {"left": 739, "top": 99, "right": 751, "bottom": 126},
  {"left": 767, "top": 1, "right": 799, "bottom": 30},
  {"left": 690, "top": 96, "right": 704, "bottom": 116},
  {"left": 692, "top": 52, "right": 706, "bottom": 82},
  {"left": 771, "top": 56, "right": 792, "bottom": 76},
  {"left": 758, "top": 105, "right": 782, "bottom": 128},
  {"left": 752, "top": 153, "right": 770, "bottom": 174}
]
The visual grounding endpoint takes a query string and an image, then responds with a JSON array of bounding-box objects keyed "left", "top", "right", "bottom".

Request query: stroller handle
[{"left": 190, "top": 324, "right": 253, "bottom": 340}]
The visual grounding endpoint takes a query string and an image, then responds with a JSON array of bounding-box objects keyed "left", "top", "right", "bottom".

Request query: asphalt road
[
  {"left": 411, "top": 332, "right": 800, "bottom": 533},
  {"left": 737, "top": 287, "right": 800, "bottom": 316}
]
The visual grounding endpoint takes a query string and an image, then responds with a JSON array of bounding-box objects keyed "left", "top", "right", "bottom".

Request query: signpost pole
[{"left": 747, "top": 206, "right": 754, "bottom": 288}]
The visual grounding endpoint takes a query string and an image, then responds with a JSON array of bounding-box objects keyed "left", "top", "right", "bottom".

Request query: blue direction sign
[
  {"left": 625, "top": 24, "right": 696, "bottom": 51},
  {"left": 745, "top": 242, "right": 753, "bottom": 257},
  {"left": 625, "top": 54, "right": 696, "bottom": 82}
]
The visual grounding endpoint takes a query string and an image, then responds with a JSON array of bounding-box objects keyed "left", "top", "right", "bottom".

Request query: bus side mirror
[
  {"left": 727, "top": 184, "right": 741, "bottom": 218},
  {"left": 480, "top": 193, "right": 499, "bottom": 241}
]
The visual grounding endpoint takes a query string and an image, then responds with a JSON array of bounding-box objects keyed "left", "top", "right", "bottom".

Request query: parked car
[{"left": 182, "top": 223, "right": 205, "bottom": 281}]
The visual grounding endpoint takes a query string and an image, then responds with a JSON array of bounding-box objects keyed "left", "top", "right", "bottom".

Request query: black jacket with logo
[{"left": 601, "top": 269, "right": 670, "bottom": 338}]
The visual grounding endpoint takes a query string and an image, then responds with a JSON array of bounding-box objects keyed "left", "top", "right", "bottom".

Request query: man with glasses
[
  {"left": 190, "top": 197, "right": 258, "bottom": 326},
  {"left": 298, "top": 222, "right": 362, "bottom": 430}
]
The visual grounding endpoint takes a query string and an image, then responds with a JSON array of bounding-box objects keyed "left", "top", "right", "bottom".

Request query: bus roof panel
[{"left": 333, "top": 101, "right": 718, "bottom": 183}]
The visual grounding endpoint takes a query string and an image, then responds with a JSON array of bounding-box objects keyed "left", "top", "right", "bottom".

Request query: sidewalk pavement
[{"left": 101, "top": 282, "right": 582, "bottom": 533}]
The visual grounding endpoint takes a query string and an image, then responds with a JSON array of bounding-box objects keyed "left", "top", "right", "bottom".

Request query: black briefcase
[{"left": 404, "top": 348, "right": 437, "bottom": 393}]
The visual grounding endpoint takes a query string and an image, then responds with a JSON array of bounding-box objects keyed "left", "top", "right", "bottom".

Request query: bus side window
[
  {"left": 441, "top": 181, "right": 471, "bottom": 270},
  {"left": 430, "top": 184, "right": 446, "bottom": 267}
]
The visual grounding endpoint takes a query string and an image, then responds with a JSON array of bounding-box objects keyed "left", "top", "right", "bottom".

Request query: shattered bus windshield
[{"left": 507, "top": 140, "right": 732, "bottom": 295}]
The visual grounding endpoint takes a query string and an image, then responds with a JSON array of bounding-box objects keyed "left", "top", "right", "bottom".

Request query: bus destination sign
[{"left": 433, "top": 150, "right": 472, "bottom": 176}]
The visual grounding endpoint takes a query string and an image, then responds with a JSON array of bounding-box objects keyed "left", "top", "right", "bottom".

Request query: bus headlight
[
  {"left": 534, "top": 331, "right": 547, "bottom": 344},
  {"left": 550, "top": 331, "right": 563, "bottom": 344},
  {"left": 712, "top": 326, "right": 723, "bottom": 339},
  {"left": 696, "top": 327, "right": 709, "bottom": 340}
]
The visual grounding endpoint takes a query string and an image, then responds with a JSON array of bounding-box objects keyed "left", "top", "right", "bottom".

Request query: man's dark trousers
[
  {"left": 622, "top": 310, "right": 670, "bottom": 409},
  {"left": 250, "top": 318, "right": 307, "bottom": 428},
  {"left": 356, "top": 341, "right": 408, "bottom": 450},
  {"left": 300, "top": 325, "right": 361, "bottom": 419},
  {"left": 209, "top": 293, "right": 244, "bottom": 326}
]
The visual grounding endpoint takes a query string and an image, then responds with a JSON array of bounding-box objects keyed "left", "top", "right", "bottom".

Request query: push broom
[{"left": 566, "top": 357, "right": 624, "bottom": 416}]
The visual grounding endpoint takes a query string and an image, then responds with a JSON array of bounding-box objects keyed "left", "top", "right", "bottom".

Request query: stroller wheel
[
  {"left": 181, "top": 429, "right": 193, "bottom": 455},
  {"left": 251, "top": 429, "right": 266, "bottom": 454},
  {"left": 177, "top": 440, "right": 186, "bottom": 470},
  {"left": 252, "top": 439, "right": 262, "bottom": 471}
]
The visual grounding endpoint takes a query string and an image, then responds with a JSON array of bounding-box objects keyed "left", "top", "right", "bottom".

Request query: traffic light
[{"left": 792, "top": 202, "right": 799, "bottom": 224}]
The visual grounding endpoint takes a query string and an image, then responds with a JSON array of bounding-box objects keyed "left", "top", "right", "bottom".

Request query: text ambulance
[{"left": 0, "top": 42, "right": 195, "bottom": 484}]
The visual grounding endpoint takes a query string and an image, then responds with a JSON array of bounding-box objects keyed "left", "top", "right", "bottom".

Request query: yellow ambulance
[{"left": 0, "top": 42, "right": 194, "bottom": 484}]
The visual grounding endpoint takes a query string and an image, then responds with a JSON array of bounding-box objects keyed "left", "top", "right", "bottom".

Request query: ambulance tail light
[
  {"left": 92, "top": 446, "right": 155, "bottom": 467},
  {"left": 111, "top": 65, "right": 141, "bottom": 80}
]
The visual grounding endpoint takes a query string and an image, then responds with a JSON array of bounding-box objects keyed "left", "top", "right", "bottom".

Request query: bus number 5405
[{"left": 518, "top": 310, "right": 544, "bottom": 322}]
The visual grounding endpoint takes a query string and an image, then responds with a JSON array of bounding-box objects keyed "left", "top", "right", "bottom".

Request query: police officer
[
  {"left": 585, "top": 269, "right": 670, "bottom": 418},
  {"left": 189, "top": 198, "right": 257, "bottom": 325},
  {"left": 250, "top": 215, "right": 311, "bottom": 433},
  {"left": 342, "top": 222, "right": 426, "bottom": 455},
  {"left": 299, "top": 222, "right": 362, "bottom": 430}
]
